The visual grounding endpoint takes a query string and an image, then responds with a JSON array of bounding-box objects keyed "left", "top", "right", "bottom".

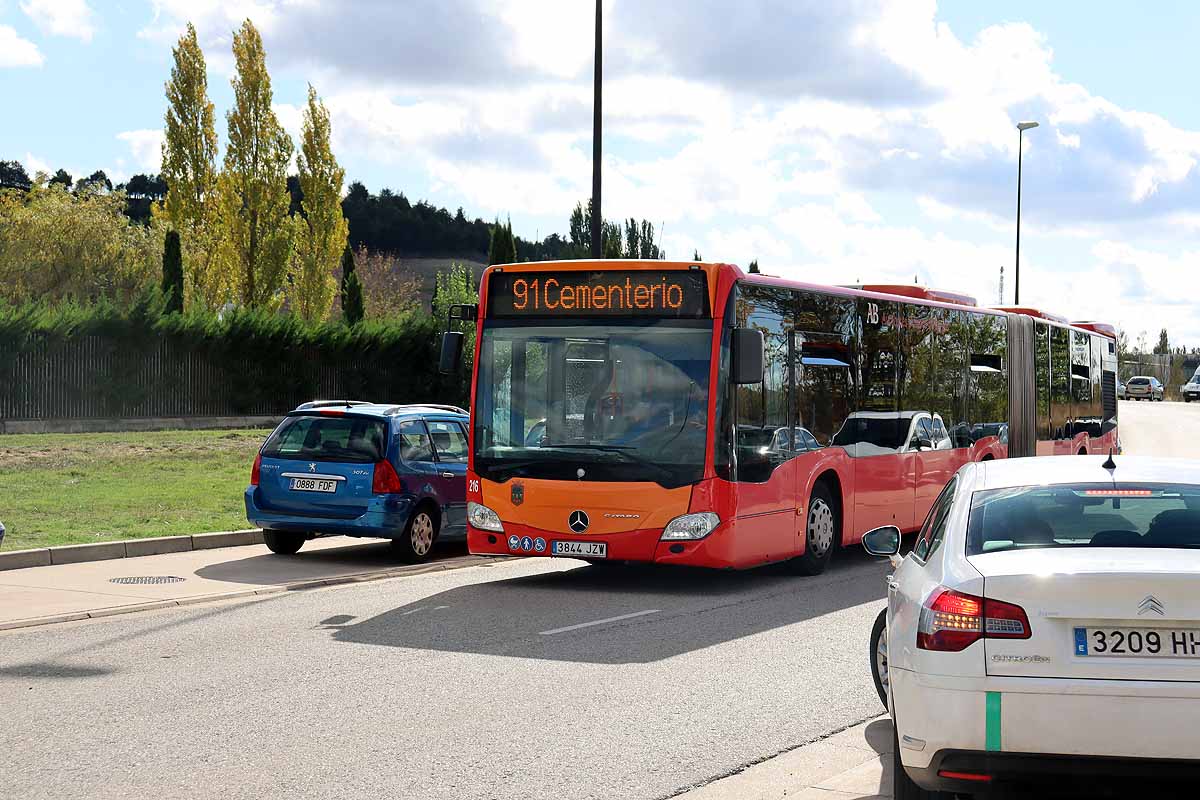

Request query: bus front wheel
[{"left": 791, "top": 483, "right": 838, "bottom": 576}]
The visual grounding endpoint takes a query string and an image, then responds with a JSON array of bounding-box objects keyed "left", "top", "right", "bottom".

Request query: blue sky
[{"left": 3, "top": 1, "right": 1200, "bottom": 346}]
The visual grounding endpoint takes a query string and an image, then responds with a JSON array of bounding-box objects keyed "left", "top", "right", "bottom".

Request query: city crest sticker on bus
[{"left": 511, "top": 481, "right": 524, "bottom": 506}]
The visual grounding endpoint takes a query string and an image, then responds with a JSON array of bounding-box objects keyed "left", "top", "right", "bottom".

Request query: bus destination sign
[{"left": 488, "top": 270, "right": 709, "bottom": 318}]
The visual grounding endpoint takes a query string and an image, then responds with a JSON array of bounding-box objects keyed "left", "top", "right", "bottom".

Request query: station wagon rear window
[
  {"left": 262, "top": 415, "right": 386, "bottom": 463},
  {"left": 967, "top": 484, "right": 1200, "bottom": 555}
]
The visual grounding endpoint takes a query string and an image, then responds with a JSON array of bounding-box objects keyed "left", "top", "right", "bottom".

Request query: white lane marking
[
  {"left": 539, "top": 609, "right": 660, "bottom": 636},
  {"left": 401, "top": 606, "right": 427, "bottom": 616}
]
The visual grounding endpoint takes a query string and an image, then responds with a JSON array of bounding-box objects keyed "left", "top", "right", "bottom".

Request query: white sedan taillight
[{"left": 917, "top": 587, "right": 1032, "bottom": 652}]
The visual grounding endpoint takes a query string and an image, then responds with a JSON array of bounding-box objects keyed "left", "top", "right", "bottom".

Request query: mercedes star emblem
[{"left": 568, "top": 510, "right": 590, "bottom": 533}]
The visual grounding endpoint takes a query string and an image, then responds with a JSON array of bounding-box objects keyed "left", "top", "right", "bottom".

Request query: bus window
[
  {"left": 1035, "top": 322, "right": 1051, "bottom": 440},
  {"left": 902, "top": 304, "right": 938, "bottom": 415},
  {"left": 734, "top": 284, "right": 795, "bottom": 482},
  {"left": 935, "top": 311, "right": 969, "bottom": 447},
  {"left": 1071, "top": 330, "right": 1092, "bottom": 437},
  {"left": 859, "top": 299, "right": 902, "bottom": 414},
  {"left": 969, "top": 314, "right": 1007, "bottom": 442},
  {"left": 795, "top": 333, "right": 853, "bottom": 449},
  {"left": 1051, "top": 326, "right": 1070, "bottom": 440}
]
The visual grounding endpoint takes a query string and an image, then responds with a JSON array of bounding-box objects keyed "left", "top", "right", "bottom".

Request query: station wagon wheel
[
  {"left": 392, "top": 505, "right": 439, "bottom": 563},
  {"left": 790, "top": 482, "right": 838, "bottom": 576},
  {"left": 870, "top": 607, "right": 889, "bottom": 709},
  {"left": 263, "top": 531, "right": 305, "bottom": 555}
]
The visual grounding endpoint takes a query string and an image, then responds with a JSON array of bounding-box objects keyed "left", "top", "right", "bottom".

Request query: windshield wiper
[{"left": 538, "top": 443, "right": 676, "bottom": 481}]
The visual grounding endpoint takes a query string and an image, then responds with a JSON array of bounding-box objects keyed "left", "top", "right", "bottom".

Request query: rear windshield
[
  {"left": 261, "top": 415, "right": 386, "bottom": 463},
  {"left": 1128, "top": 377, "right": 1149, "bottom": 385},
  {"left": 967, "top": 484, "right": 1200, "bottom": 555}
]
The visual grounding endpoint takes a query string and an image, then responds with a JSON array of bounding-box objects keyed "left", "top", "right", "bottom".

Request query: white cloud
[
  {"left": 0, "top": 24, "right": 44, "bottom": 66},
  {"left": 123, "top": 0, "right": 1200, "bottom": 344},
  {"left": 20, "top": 0, "right": 95, "bottom": 42},
  {"left": 116, "top": 130, "right": 164, "bottom": 174}
]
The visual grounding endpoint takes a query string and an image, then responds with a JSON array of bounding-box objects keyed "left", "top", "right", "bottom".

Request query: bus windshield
[{"left": 474, "top": 320, "right": 712, "bottom": 488}]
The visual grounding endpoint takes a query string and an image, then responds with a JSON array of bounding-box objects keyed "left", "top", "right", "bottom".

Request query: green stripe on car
[{"left": 985, "top": 691, "right": 1002, "bottom": 752}]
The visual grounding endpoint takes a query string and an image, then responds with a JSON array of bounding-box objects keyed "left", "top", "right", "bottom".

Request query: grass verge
[{"left": 0, "top": 429, "right": 269, "bottom": 551}]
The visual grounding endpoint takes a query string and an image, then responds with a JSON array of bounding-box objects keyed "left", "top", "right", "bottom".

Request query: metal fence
[{"left": 0, "top": 335, "right": 381, "bottom": 421}]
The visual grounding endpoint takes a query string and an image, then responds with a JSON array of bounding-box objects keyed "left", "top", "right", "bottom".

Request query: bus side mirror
[
  {"left": 732, "top": 327, "right": 764, "bottom": 385},
  {"left": 439, "top": 331, "right": 465, "bottom": 374}
]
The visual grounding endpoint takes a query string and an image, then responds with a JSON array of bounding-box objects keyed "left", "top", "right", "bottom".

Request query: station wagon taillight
[
  {"left": 372, "top": 460, "right": 403, "bottom": 494},
  {"left": 917, "top": 587, "right": 1031, "bottom": 652},
  {"left": 250, "top": 453, "right": 262, "bottom": 486}
]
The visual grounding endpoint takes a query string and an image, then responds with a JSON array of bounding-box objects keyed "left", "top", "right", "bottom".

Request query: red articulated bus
[{"left": 445, "top": 260, "right": 1119, "bottom": 574}]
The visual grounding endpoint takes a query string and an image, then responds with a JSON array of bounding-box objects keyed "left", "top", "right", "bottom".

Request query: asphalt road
[{"left": 0, "top": 399, "right": 1185, "bottom": 800}]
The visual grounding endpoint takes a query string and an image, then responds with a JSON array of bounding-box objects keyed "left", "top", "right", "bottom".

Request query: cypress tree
[
  {"left": 343, "top": 271, "right": 365, "bottom": 326},
  {"left": 340, "top": 245, "right": 364, "bottom": 324},
  {"left": 748, "top": 259, "right": 760, "bottom": 274},
  {"left": 162, "top": 230, "right": 184, "bottom": 314},
  {"left": 488, "top": 217, "right": 517, "bottom": 265}
]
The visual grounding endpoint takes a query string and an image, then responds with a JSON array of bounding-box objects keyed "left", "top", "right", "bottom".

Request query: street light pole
[
  {"left": 1014, "top": 120, "right": 1038, "bottom": 305},
  {"left": 590, "top": 0, "right": 602, "bottom": 259}
]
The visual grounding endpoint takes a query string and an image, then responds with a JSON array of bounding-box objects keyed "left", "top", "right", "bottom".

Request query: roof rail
[
  {"left": 385, "top": 403, "right": 469, "bottom": 416},
  {"left": 993, "top": 306, "right": 1069, "bottom": 324},
  {"left": 858, "top": 284, "right": 977, "bottom": 307},
  {"left": 294, "top": 399, "right": 372, "bottom": 410}
]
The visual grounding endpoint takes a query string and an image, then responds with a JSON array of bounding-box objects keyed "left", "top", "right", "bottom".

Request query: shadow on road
[
  {"left": 0, "top": 661, "right": 112, "bottom": 679},
  {"left": 194, "top": 539, "right": 470, "bottom": 585},
  {"left": 330, "top": 547, "right": 889, "bottom": 664}
]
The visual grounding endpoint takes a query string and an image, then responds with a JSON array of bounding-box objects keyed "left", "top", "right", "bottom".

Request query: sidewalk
[
  {"left": 0, "top": 537, "right": 496, "bottom": 631},
  {"left": 681, "top": 717, "right": 892, "bottom": 800}
]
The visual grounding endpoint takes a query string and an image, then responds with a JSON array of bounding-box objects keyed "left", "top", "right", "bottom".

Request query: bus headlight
[
  {"left": 467, "top": 501, "right": 504, "bottom": 532},
  {"left": 661, "top": 512, "right": 720, "bottom": 541}
]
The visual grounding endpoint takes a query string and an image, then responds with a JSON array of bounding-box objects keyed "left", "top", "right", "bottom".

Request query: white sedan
[{"left": 864, "top": 456, "right": 1200, "bottom": 798}]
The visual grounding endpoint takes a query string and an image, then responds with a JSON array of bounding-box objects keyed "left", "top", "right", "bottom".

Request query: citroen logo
[
  {"left": 308, "top": 463, "right": 317, "bottom": 472},
  {"left": 1138, "top": 595, "right": 1165, "bottom": 616},
  {"left": 568, "top": 510, "right": 590, "bottom": 533}
]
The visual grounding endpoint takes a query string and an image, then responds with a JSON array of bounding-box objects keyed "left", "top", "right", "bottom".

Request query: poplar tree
[
  {"left": 290, "top": 84, "right": 348, "bottom": 321},
  {"left": 161, "top": 23, "right": 224, "bottom": 309},
  {"left": 216, "top": 19, "right": 294, "bottom": 309}
]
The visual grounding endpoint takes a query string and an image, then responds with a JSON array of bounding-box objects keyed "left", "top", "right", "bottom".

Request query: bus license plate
[
  {"left": 290, "top": 477, "right": 338, "bottom": 493},
  {"left": 552, "top": 541, "right": 607, "bottom": 558},
  {"left": 1074, "top": 627, "right": 1200, "bottom": 658}
]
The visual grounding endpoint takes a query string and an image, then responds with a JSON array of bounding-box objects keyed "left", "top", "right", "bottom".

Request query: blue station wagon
[{"left": 245, "top": 401, "right": 469, "bottom": 561}]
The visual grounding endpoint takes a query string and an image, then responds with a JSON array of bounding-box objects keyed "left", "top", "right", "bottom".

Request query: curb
[
  {"left": 0, "top": 554, "right": 512, "bottom": 632},
  {"left": 0, "top": 530, "right": 264, "bottom": 572}
]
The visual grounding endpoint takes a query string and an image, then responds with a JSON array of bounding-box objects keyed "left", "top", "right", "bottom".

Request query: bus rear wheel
[{"left": 791, "top": 482, "right": 838, "bottom": 576}]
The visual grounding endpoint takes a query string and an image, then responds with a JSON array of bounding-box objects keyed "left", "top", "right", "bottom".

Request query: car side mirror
[
  {"left": 862, "top": 525, "right": 901, "bottom": 559},
  {"left": 732, "top": 327, "right": 764, "bottom": 385},
  {"left": 439, "top": 331, "right": 465, "bottom": 374}
]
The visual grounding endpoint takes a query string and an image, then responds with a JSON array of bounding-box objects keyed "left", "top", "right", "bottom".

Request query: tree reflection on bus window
[{"left": 734, "top": 283, "right": 796, "bottom": 483}]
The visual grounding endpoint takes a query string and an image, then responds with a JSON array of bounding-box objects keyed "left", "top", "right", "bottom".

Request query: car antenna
[{"left": 1102, "top": 449, "right": 1116, "bottom": 470}]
